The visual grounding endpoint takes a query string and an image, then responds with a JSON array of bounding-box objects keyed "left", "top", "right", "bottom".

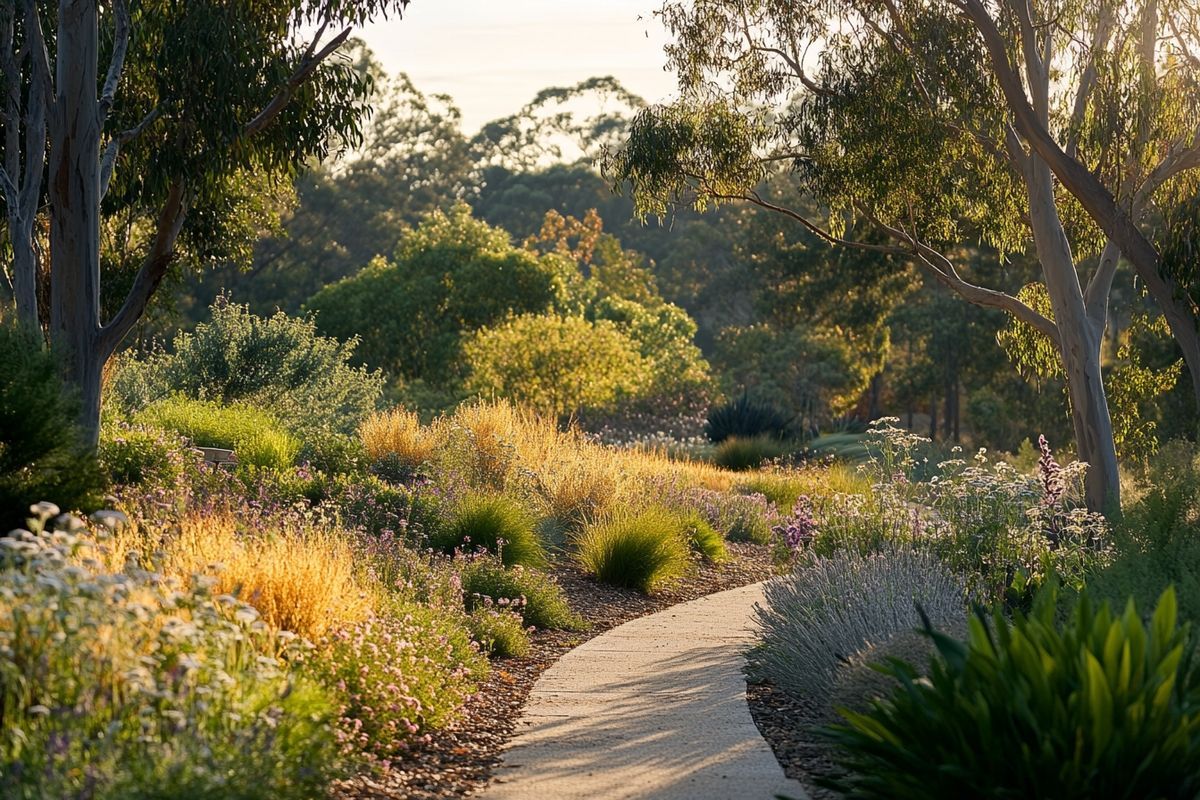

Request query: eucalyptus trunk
[
  {"left": 1027, "top": 158, "right": 1120, "bottom": 511},
  {"left": 48, "top": 0, "right": 104, "bottom": 445}
]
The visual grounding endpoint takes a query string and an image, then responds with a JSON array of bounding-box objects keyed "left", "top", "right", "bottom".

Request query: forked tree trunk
[
  {"left": 1026, "top": 158, "right": 1120, "bottom": 511},
  {"left": 48, "top": 0, "right": 104, "bottom": 444}
]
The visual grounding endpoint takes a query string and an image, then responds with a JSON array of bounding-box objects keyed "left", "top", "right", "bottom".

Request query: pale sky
[{"left": 358, "top": 1, "right": 679, "bottom": 134}]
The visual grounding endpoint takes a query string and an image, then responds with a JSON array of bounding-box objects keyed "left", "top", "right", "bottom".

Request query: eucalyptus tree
[
  {"left": 0, "top": 0, "right": 410, "bottom": 440},
  {"left": 605, "top": 0, "right": 1200, "bottom": 510}
]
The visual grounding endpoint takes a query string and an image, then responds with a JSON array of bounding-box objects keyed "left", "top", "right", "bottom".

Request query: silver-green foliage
[
  {"left": 748, "top": 547, "right": 967, "bottom": 699},
  {"left": 111, "top": 298, "right": 384, "bottom": 438}
]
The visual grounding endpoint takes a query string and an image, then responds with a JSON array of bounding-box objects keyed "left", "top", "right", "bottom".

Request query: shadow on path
[{"left": 484, "top": 583, "right": 807, "bottom": 800}]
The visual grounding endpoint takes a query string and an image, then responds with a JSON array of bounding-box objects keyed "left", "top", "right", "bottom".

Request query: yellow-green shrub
[
  {"left": 463, "top": 313, "right": 650, "bottom": 418},
  {"left": 137, "top": 397, "right": 300, "bottom": 469}
]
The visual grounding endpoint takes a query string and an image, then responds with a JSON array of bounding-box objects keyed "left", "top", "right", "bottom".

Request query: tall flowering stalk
[
  {"left": 774, "top": 496, "right": 818, "bottom": 553},
  {"left": 1038, "top": 434, "right": 1065, "bottom": 507}
]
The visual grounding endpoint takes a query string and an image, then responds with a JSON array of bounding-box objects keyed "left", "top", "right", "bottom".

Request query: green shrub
[
  {"left": 0, "top": 518, "right": 340, "bottom": 799},
  {"left": 299, "top": 430, "right": 365, "bottom": 475},
  {"left": 305, "top": 204, "right": 568, "bottom": 383},
  {"left": 463, "top": 313, "right": 651, "bottom": 418},
  {"left": 109, "top": 297, "right": 384, "bottom": 439},
  {"left": 747, "top": 547, "right": 968, "bottom": 700},
  {"left": 0, "top": 320, "right": 105, "bottom": 527},
  {"left": 467, "top": 605, "right": 531, "bottom": 658},
  {"left": 1087, "top": 443, "right": 1200, "bottom": 622},
  {"left": 316, "top": 605, "right": 486, "bottom": 764},
  {"left": 462, "top": 556, "right": 585, "bottom": 630},
  {"left": 137, "top": 397, "right": 300, "bottom": 470},
  {"left": 704, "top": 394, "right": 791, "bottom": 443},
  {"left": 823, "top": 587, "right": 1200, "bottom": 800},
  {"left": 99, "top": 421, "right": 195, "bottom": 489},
  {"left": 576, "top": 507, "right": 691, "bottom": 593},
  {"left": 735, "top": 473, "right": 806, "bottom": 513},
  {"left": 432, "top": 493, "right": 546, "bottom": 568},
  {"left": 711, "top": 435, "right": 789, "bottom": 471},
  {"left": 680, "top": 510, "right": 728, "bottom": 563}
]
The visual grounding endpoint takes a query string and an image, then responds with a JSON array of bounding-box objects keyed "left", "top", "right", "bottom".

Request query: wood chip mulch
[
  {"left": 333, "top": 541, "right": 775, "bottom": 799},
  {"left": 746, "top": 681, "right": 844, "bottom": 799}
]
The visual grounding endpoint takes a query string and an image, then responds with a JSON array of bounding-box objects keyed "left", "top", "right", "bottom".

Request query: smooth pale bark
[
  {"left": 962, "top": 0, "right": 1200, "bottom": 430},
  {"left": 1026, "top": 157, "right": 1120, "bottom": 511},
  {"left": 48, "top": 0, "right": 104, "bottom": 444},
  {"left": 3, "top": 1, "right": 47, "bottom": 328},
  {"left": 7, "top": 218, "right": 38, "bottom": 324}
]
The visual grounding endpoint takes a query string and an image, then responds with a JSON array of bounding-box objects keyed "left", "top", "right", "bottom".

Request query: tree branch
[
  {"left": 1010, "top": 0, "right": 1049, "bottom": 119},
  {"left": 0, "top": 164, "right": 16, "bottom": 207},
  {"left": 954, "top": 0, "right": 1163, "bottom": 280},
  {"left": 717, "top": 189, "right": 1060, "bottom": 342},
  {"left": 868, "top": 212, "right": 1060, "bottom": 342},
  {"left": 2, "top": 5, "right": 20, "bottom": 193},
  {"left": 98, "top": 0, "right": 130, "bottom": 127},
  {"left": 99, "top": 182, "right": 188, "bottom": 357},
  {"left": 23, "top": 0, "right": 52, "bottom": 116},
  {"left": 100, "top": 106, "right": 160, "bottom": 199},
  {"left": 1084, "top": 239, "right": 1120, "bottom": 331},
  {"left": 18, "top": 0, "right": 47, "bottom": 217},
  {"left": 243, "top": 24, "right": 353, "bottom": 138}
]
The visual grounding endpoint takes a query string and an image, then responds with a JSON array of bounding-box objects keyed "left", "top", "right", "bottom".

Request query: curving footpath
[{"left": 484, "top": 582, "right": 808, "bottom": 800}]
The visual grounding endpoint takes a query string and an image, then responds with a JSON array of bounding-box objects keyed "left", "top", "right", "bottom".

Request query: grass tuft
[
  {"left": 138, "top": 397, "right": 300, "bottom": 469},
  {"left": 360, "top": 407, "right": 437, "bottom": 470},
  {"left": 711, "top": 435, "right": 789, "bottom": 471},
  {"left": 433, "top": 492, "right": 547, "bottom": 568},
  {"left": 680, "top": 510, "right": 729, "bottom": 563},
  {"left": 163, "top": 513, "right": 371, "bottom": 640},
  {"left": 576, "top": 507, "right": 691, "bottom": 593}
]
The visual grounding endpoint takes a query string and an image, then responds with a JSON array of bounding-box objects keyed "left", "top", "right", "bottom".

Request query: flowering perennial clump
[
  {"left": 0, "top": 508, "right": 339, "bottom": 799},
  {"left": 316, "top": 606, "right": 486, "bottom": 767},
  {"left": 774, "top": 496, "right": 818, "bottom": 552}
]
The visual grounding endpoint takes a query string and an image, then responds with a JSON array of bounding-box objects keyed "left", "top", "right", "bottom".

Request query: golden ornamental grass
[
  {"left": 163, "top": 514, "right": 371, "bottom": 640},
  {"left": 361, "top": 407, "right": 437, "bottom": 468}
]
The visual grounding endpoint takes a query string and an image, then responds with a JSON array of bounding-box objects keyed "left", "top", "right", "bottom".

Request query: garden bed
[
  {"left": 747, "top": 681, "right": 838, "bottom": 800},
  {"left": 335, "top": 542, "right": 774, "bottom": 799}
]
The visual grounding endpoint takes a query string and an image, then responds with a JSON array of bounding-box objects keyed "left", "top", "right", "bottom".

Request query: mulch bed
[
  {"left": 334, "top": 541, "right": 775, "bottom": 799},
  {"left": 746, "top": 681, "right": 843, "bottom": 799}
]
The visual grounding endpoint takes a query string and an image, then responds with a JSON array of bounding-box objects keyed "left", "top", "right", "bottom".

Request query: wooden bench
[{"left": 196, "top": 447, "right": 237, "bottom": 469}]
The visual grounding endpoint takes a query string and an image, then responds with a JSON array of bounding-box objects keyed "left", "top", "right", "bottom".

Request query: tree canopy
[
  {"left": 0, "top": 0, "right": 410, "bottom": 437},
  {"left": 604, "top": 0, "right": 1200, "bottom": 509}
]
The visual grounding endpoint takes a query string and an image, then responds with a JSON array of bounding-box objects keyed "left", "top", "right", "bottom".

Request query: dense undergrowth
[
  {"left": 0, "top": 304, "right": 845, "bottom": 796},
  {"left": 750, "top": 420, "right": 1200, "bottom": 797},
  {"left": 7, "top": 296, "right": 1197, "bottom": 798}
]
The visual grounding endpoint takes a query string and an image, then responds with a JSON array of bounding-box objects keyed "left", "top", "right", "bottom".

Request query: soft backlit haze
[{"left": 358, "top": 1, "right": 677, "bottom": 133}]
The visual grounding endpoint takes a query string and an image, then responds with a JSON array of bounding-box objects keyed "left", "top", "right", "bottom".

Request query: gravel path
[{"left": 484, "top": 582, "right": 809, "bottom": 800}]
